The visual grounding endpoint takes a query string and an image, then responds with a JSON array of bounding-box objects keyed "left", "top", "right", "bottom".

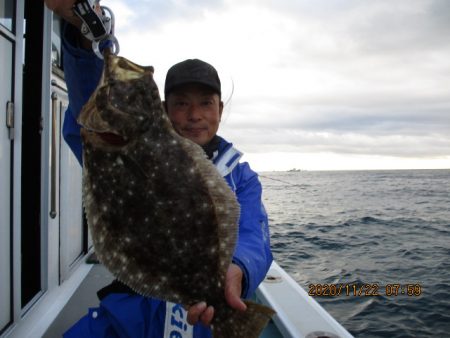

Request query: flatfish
[{"left": 78, "top": 51, "right": 275, "bottom": 338}]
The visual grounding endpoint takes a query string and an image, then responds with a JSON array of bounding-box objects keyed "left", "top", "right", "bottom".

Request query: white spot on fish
[{"left": 116, "top": 156, "right": 124, "bottom": 165}]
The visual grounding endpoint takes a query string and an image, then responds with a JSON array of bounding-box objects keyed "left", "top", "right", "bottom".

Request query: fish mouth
[
  {"left": 96, "top": 131, "right": 128, "bottom": 146},
  {"left": 82, "top": 127, "right": 128, "bottom": 146}
]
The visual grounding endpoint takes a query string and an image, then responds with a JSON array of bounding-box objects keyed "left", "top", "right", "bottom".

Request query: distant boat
[{"left": 288, "top": 168, "right": 302, "bottom": 172}]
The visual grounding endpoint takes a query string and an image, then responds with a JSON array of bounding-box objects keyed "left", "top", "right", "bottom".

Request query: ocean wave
[{"left": 264, "top": 169, "right": 450, "bottom": 337}]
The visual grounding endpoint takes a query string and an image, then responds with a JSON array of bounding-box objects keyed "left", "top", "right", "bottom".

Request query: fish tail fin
[{"left": 211, "top": 300, "right": 275, "bottom": 338}]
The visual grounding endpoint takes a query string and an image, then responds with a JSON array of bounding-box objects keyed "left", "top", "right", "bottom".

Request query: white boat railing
[{"left": 256, "top": 261, "right": 354, "bottom": 338}]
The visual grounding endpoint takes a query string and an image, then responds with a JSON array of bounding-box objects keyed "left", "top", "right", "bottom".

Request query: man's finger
[
  {"left": 199, "top": 305, "right": 215, "bottom": 326},
  {"left": 186, "top": 301, "right": 207, "bottom": 325},
  {"left": 225, "top": 264, "right": 247, "bottom": 311},
  {"left": 225, "top": 284, "right": 247, "bottom": 311}
]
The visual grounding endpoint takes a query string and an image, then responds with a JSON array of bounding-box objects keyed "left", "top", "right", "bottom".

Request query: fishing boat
[{"left": 0, "top": 2, "right": 352, "bottom": 337}]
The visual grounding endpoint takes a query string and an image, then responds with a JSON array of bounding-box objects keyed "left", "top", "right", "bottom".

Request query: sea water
[{"left": 259, "top": 169, "right": 450, "bottom": 338}]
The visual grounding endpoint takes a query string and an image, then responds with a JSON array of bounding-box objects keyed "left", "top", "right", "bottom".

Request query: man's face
[{"left": 165, "top": 83, "right": 223, "bottom": 146}]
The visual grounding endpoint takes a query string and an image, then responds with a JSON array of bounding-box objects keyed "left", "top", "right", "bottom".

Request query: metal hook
[{"left": 92, "top": 34, "right": 120, "bottom": 59}]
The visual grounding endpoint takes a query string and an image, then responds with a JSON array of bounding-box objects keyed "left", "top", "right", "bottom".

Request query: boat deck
[
  {"left": 41, "top": 262, "right": 282, "bottom": 338},
  {"left": 37, "top": 259, "right": 352, "bottom": 338},
  {"left": 42, "top": 263, "right": 114, "bottom": 337}
]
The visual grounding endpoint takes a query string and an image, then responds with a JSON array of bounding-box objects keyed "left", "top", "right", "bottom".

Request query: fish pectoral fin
[{"left": 211, "top": 301, "right": 275, "bottom": 338}]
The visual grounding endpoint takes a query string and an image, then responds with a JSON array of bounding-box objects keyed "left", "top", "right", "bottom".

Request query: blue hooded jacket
[{"left": 61, "top": 24, "right": 272, "bottom": 338}]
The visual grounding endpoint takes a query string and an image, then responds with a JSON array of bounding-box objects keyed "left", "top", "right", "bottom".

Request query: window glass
[
  {"left": 0, "top": 0, "right": 14, "bottom": 31},
  {"left": 52, "top": 15, "right": 62, "bottom": 68}
]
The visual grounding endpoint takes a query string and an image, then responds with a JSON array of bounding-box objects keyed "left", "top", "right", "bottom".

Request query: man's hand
[
  {"left": 44, "top": 0, "right": 75, "bottom": 11},
  {"left": 44, "top": 0, "right": 81, "bottom": 27},
  {"left": 44, "top": 0, "right": 95, "bottom": 49},
  {"left": 186, "top": 263, "right": 247, "bottom": 326}
]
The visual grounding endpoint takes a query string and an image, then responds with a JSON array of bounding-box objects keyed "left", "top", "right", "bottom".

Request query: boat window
[
  {"left": 0, "top": 0, "right": 14, "bottom": 31},
  {"left": 52, "top": 14, "right": 62, "bottom": 68}
]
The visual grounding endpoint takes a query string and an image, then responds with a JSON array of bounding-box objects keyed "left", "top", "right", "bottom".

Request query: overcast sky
[{"left": 107, "top": 0, "right": 450, "bottom": 171}]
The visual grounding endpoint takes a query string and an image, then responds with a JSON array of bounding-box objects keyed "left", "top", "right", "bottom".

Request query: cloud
[
  {"left": 110, "top": 0, "right": 226, "bottom": 30},
  {"left": 110, "top": 0, "right": 450, "bottom": 170}
]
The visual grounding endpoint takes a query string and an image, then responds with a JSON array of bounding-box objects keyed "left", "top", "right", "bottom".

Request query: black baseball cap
[{"left": 164, "top": 59, "right": 221, "bottom": 97}]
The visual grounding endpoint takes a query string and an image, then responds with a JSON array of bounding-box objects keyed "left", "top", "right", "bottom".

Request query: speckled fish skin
[{"left": 78, "top": 52, "right": 275, "bottom": 338}]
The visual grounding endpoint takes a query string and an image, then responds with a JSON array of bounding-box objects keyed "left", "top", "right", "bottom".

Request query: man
[{"left": 45, "top": 1, "right": 272, "bottom": 337}]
